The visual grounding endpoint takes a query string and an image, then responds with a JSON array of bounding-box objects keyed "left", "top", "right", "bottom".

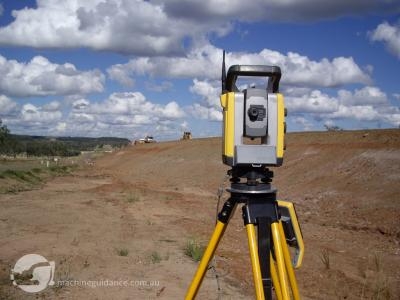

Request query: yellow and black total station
[{"left": 185, "top": 52, "right": 304, "bottom": 300}]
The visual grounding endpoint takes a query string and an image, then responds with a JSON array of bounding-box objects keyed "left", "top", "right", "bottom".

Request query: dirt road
[{"left": 1, "top": 129, "right": 399, "bottom": 299}]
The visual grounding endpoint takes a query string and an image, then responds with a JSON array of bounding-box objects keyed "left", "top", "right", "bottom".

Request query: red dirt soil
[{"left": 1, "top": 129, "right": 399, "bottom": 299}]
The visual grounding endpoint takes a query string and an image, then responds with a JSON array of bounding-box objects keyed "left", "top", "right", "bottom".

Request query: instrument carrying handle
[{"left": 226, "top": 65, "right": 281, "bottom": 93}]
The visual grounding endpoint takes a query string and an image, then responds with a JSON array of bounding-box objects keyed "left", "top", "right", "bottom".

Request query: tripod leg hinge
[
  {"left": 217, "top": 199, "right": 236, "bottom": 223},
  {"left": 242, "top": 200, "right": 278, "bottom": 225}
]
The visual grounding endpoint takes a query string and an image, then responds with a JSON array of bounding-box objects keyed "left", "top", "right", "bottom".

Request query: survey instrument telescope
[{"left": 220, "top": 51, "right": 287, "bottom": 167}]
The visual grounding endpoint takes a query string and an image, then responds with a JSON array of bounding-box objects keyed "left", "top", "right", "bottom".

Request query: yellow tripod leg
[
  {"left": 271, "top": 222, "right": 290, "bottom": 299},
  {"left": 270, "top": 253, "right": 283, "bottom": 300},
  {"left": 185, "top": 220, "right": 228, "bottom": 300},
  {"left": 278, "top": 221, "right": 300, "bottom": 300},
  {"left": 246, "top": 223, "right": 265, "bottom": 300}
]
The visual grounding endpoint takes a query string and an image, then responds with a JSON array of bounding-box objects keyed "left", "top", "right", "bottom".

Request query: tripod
[{"left": 185, "top": 167, "right": 304, "bottom": 300}]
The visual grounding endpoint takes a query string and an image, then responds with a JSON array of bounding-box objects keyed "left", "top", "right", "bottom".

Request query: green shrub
[{"left": 184, "top": 239, "right": 205, "bottom": 262}]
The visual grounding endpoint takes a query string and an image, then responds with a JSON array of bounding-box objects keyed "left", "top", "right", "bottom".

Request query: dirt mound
[
  {"left": 1, "top": 129, "right": 399, "bottom": 299},
  {"left": 96, "top": 129, "right": 400, "bottom": 299}
]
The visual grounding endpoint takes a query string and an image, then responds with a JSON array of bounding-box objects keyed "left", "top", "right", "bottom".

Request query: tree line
[{"left": 0, "top": 120, "right": 130, "bottom": 157}]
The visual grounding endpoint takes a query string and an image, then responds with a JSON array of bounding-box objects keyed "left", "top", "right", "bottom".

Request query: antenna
[{"left": 221, "top": 50, "right": 227, "bottom": 93}]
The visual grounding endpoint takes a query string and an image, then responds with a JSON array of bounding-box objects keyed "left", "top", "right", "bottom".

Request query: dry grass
[{"left": 319, "top": 248, "right": 331, "bottom": 270}]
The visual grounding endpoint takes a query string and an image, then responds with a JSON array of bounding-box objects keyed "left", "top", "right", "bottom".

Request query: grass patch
[
  {"left": 163, "top": 195, "right": 173, "bottom": 201},
  {"left": 184, "top": 238, "right": 205, "bottom": 262},
  {"left": 1, "top": 169, "right": 41, "bottom": 183},
  {"left": 372, "top": 275, "right": 391, "bottom": 300},
  {"left": 0, "top": 164, "right": 77, "bottom": 195},
  {"left": 2, "top": 169, "right": 29, "bottom": 181},
  {"left": 31, "top": 167, "right": 43, "bottom": 174},
  {"left": 26, "top": 171, "right": 41, "bottom": 182},
  {"left": 127, "top": 192, "right": 141, "bottom": 203},
  {"left": 117, "top": 248, "right": 129, "bottom": 257},
  {"left": 373, "top": 252, "right": 383, "bottom": 273},
  {"left": 0, "top": 184, "right": 30, "bottom": 194},
  {"left": 49, "top": 165, "right": 73, "bottom": 174},
  {"left": 0, "top": 165, "right": 74, "bottom": 183},
  {"left": 150, "top": 251, "right": 162, "bottom": 264}
]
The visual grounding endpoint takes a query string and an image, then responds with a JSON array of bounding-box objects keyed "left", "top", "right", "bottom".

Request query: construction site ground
[{"left": 0, "top": 129, "right": 399, "bottom": 299}]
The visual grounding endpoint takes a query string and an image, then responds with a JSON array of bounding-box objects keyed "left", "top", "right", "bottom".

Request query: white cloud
[
  {"left": 186, "top": 65, "right": 375, "bottom": 123},
  {"left": 161, "top": 101, "right": 185, "bottom": 119},
  {"left": 1, "top": 100, "right": 65, "bottom": 135},
  {"left": 131, "top": 114, "right": 152, "bottom": 125},
  {"left": 180, "top": 120, "right": 189, "bottom": 130},
  {"left": 4, "top": 84, "right": 399, "bottom": 139},
  {"left": 107, "top": 43, "right": 223, "bottom": 81},
  {"left": 285, "top": 86, "right": 400, "bottom": 127},
  {"left": 43, "top": 101, "right": 61, "bottom": 112},
  {"left": 190, "top": 79, "right": 220, "bottom": 107},
  {"left": 5, "top": 91, "right": 187, "bottom": 138},
  {"left": 323, "top": 119, "right": 336, "bottom": 129},
  {"left": 0, "top": 55, "right": 104, "bottom": 97},
  {"left": 188, "top": 103, "right": 209, "bottom": 120},
  {"left": 88, "top": 92, "right": 148, "bottom": 116},
  {"left": 328, "top": 105, "right": 380, "bottom": 121},
  {"left": 286, "top": 90, "right": 339, "bottom": 114},
  {"left": 208, "top": 107, "right": 223, "bottom": 121},
  {"left": 0, "top": 0, "right": 392, "bottom": 56},
  {"left": 382, "top": 112, "right": 400, "bottom": 127},
  {"left": 187, "top": 103, "right": 222, "bottom": 121},
  {"left": 0, "top": 95, "right": 17, "bottom": 116},
  {"left": 107, "top": 65, "right": 135, "bottom": 87},
  {"left": 70, "top": 92, "right": 185, "bottom": 135},
  {"left": 283, "top": 87, "right": 312, "bottom": 97},
  {"left": 293, "top": 116, "right": 314, "bottom": 131},
  {"left": 21, "top": 103, "right": 62, "bottom": 124},
  {"left": 370, "top": 20, "right": 400, "bottom": 58},
  {"left": 0, "top": 0, "right": 396, "bottom": 135},
  {"left": 185, "top": 80, "right": 397, "bottom": 127},
  {"left": 109, "top": 44, "right": 371, "bottom": 88},
  {"left": 56, "top": 122, "right": 67, "bottom": 132},
  {"left": 0, "top": 0, "right": 224, "bottom": 56},
  {"left": 338, "top": 86, "right": 388, "bottom": 106},
  {"left": 187, "top": 79, "right": 222, "bottom": 121},
  {"left": 187, "top": 83, "right": 391, "bottom": 126},
  {"left": 281, "top": 53, "right": 371, "bottom": 87},
  {"left": 145, "top": 81, "right": 173, "bottom": 92},
  {"left": 72, "top": 99, "right": 90, "bottom": 110},
  {"left": 69, "top": 112, "right": 95, "bottom": 124},
  {"left": 161, "top": 0, "right": 398, "bottom": 22},
  {"left": 286, "top": 86, "right": 389, "bottom": 114}
]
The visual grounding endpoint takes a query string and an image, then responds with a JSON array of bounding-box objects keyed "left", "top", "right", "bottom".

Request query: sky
[{"left": 0, "top": 0, "right": 399, "bottom": 140}]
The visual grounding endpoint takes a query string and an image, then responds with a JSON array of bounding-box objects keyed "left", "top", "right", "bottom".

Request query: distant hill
[
  {"left": 12, "top": 135, "right": 130, "bottom": 150},
  {"left": 4, "top": 134, "right": 131, "bottom": 157}
]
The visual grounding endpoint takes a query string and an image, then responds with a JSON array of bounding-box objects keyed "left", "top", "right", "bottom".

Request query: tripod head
[
  {"left": 220, "top": 51, "right": 287, "bottom": 168},
  {"left": 227, "top": 165, "right": 276, "bottom": 194}
]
